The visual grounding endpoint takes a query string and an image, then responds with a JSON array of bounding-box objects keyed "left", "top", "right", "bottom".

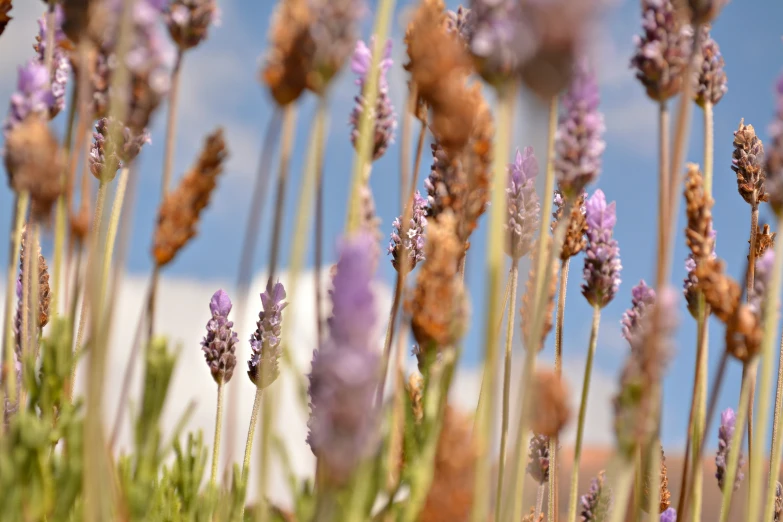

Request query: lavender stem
[
  {"left": 535, "top": 482, "right": 545, "bottom": 519},
  {"left": 210, "top": 382, "right": 224, "bottom": 486},
  {"left": 160, "top": 51, "right": 183, "bottom": 195},
  {"left": 718, "top": 364, "right": 753, "bottom": 522}
]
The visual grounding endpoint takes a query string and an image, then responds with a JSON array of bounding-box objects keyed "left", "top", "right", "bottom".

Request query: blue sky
[{"left": 1, "top": 0, "right": 783, "bottom": 450}]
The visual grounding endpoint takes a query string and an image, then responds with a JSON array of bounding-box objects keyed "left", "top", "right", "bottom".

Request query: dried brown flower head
[
  {"left": 694, "top": 258, "right": 740, "bottom": 323},
  {"left": 152, "top": 128, "right": 227, "bottom": 267},
  {"left": 553, "top": 191, "right": 587, "bottom": 260},
  {"left": 521, "top": 237, "right": 558, "bottom": 351},
  {"left": 61, "top": 0, "right": 104, "bottom": 43},
  {"left": 521, "top": 507, "right": 545, "bottom": 522},
  {"left": 732, "top": 119, "right": 767, "bottom": 206},
  {"left": 751, "top": 224, "right": 776, "bottom": 260},
  {"left": 406, "top": 211, "right": 468, "bottom": 363},
  {"left": 407, "top": 371, "right": 424, "bottom": 425},
  {"left": 261, "top": 0, "right": 312, "bottom": 106},
  {"left": 684, "top": 163, "right": 714, "bottom": 261},
  {"left": 419, "top": 406, "right": 476, "bottom": 522},
  {"left": 19, "top": 230, "right": 51, "bottom": 328},
  {"left": 686, "top": 0, "right": 728, "bottom": 24},
  {"left": 725, "top": 303, "right": 762, "bottom": 363},
  {"left": 640, "top": 445, "right": 671, "bottom": 513},
  {"left": 0, "top": 0, "right": 11, "bottom": 37},
  {"left": 531, "top": 368, "right": 571, "bottom": 437},
  {"left": 4, "top": 116, "right": 65, "bottom": 222}
]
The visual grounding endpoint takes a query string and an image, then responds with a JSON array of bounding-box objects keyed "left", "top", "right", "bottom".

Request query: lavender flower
[
  {"left": 630, "top": 0, "right": 690, "bottom": 102},
  {"left": 621, "top": 280, "right": 656, "bottom": 342},
  {"left": 505, "top": 147, "right": 540, "bottom": 260},
  {"left": 660, "top": 508, "right": 677, "bottom": 522},
  {"left": 201, "top": 289, "right": 238, "bottom": 385},
  {"left": 388, "top": 191, "right": 427, "bottom": 272},
  {"left": 467, "top": 0, "right": 535, "bottom": 84},
  {"left": 248, "top": 280, "right": 288, "bottom": 389},
  {"left": 526, "top": 433, "right": 550, "bottom": 484},
  {"left": 581, "top": 471, "right": 610, "bottom": 522},
  {"left": 767, "top": 74, "right": 783, "bottom": 215},
  {"left": 307, "top": 233, "right": 381, "bottom": 484},
  {"left": 749, "top": 249, "right": 775, "bottom": 318},
  {"left": 582, "top": 190, "right": 621, "bottom": 308},
  {"left": 715, "top": 407, "right": 744, "bottom": 492},
  {"left": 446, "top": 5, "right": 474, "bottom": 43},
  {"left": 165, "top": 0, "right": 220, "bottom": 50},
  {"left": 89, "top": 117, "right": 151, "bottom": 181},
  {"left": 12, "top": 279, "right": 22, "bottom": 360},
  {"left": 3, "top": 61, "right": 54, "bottom": 138},
  {"left": 349, "top": 38, "right": 396, "bottom": 161},
  {"left": 554, "top": 61, "right": 606, "bottom": 199},
  {"left": 694, "top": 28, "right": 727, "bottom": 108},
  {"left": 35, "top": 5, "right": 70, "bottom": 118}
]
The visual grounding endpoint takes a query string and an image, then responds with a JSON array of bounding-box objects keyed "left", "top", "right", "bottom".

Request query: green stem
[
  {"left": 100, "top": 169, "right": 129, "bottom": 307},
  {"left": 745, "top": 204, "right": 759, "bottom": 466},
  {"left": 2, "top": 192, "right": 28, "bottom": 407},
  {"left": 657, "top": 101, "right": 670, "bottom": 287},
  {"left": 535, "top": 483, "right": 545, "bottom": 519},
  {"left": 607, "top": 461, "right": 635, "bottom": 522},
  {"left": 567, "top": 305, "right": 602, "bottom": 522},
  {"left": 533, "top": 96, "right": 558, "bottom": 317},
  {"left": 257, "top": 388, "right": 273, "bottom": 522},
  {"left": 718, "top": 363, "right": 753, "bottom": 522},
  {"left": 646, "top": 441, "right": 660, "bottom": 522},
  {"left": 551, "top": 258, "right": 570, "bottom": 522},
  {"left": 53, "top": 90, "right": 78, "bottom": 316},
  {"left": 346, "top": 0, "right": 397, "bottom": 234},
  {"left": 210, "top": 382, "right": 224, "bottom": 486},
  {"left": 242, "top": 387, "right": 263, "bottom": 480},
  {"left": 748, "top": 213, "right": 783, "bottom": 522},
  {"left": 494, "top": 262, "right": 519, "bottom": 521},
  {"left": 161, "top": 51, "right": 183, "bottom": 195},
  {"left": 470, "top": 83, "right": 513, "bottom": 522}
]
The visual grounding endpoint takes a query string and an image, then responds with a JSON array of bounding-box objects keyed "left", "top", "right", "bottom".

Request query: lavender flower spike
[
  {"left": 660, "top": 508, "right": 677, "bottom": 522},
  {"left": 554, "top": 61, "right": 606, "bottom": 199},
  {"left": 526, "top": 433, "right": 550, "bottom": 484},
  {"left": 749, "top": 249, "right": 775, "bottom": 319},
  {"left": 201, "top": 289, "right": 239, "bottom": 385},
  {"left": 621, "top": 280, "right": 656, "bottom": 342},
  {"left": 694, "top": 28, "right": 727, "bottom": 108},
  {"left": 248, "top": 279, "right": 288, "bottom": 388},
  {"left": 89, "top": 118, "right": 151, "bottom": 181},
  {"left": 580, "top": 471, "right": 610, "bottom": 522},
  {"left": 307, "top": 233, "right": 381, "bottom": 485},
  {"left": 3, "top": 61, "right": 54, "bottom": 138},
  {"left": 35, "top": 5, "right": 70, "bottom": 118},
  {"left": 388, "top": 191, "right": 427, "bottom": 272},
  {"left": 767, "top": 74, "right": 783, "bottom": 215},
  {"left": 715, "top": 407, "right": 745, "bottom": 491},
  {"left": 350, "top": 37, "right": 396, "bottom": 161},
  {"left": 582, "top": 190, "right": 621, "bottom": 308},
  {"left": 165, "top": 0, "right": 220, "bottom": 51},
  {"left": 505, "top": 147, "right": 540, "bottom": 260}
]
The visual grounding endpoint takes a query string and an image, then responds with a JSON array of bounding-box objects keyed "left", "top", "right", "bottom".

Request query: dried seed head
[
  {"left": 18, "top": 230, "right": 51, "bottom": 329},
  {"left": 4, "top": 116, "right": 65, "bottom": 222},
  {"left": 70, "top": 203, "right": 90, "bottom": 242},
  {"left": 522, "top": 508, "right": 545, "bottom": 522},
  {"left": 407, "top": 371, "right": 424, "bottom": 424},
  {"left": 165, "top": 0, "right": 220, "bottom": 51},
  {"left": 260, "top": 0, "right": 312, "bottom": 106},
  {"left": 694, "top": 257, "right": 740, "bottom": 323},
  {"left": 553, "top": 190, "right": 587, "bottom": 260},
  {"left": 61, "top": 0, "right": 100, "bottom": 43},
  {"left": 152, "top": 128, "right": 227, "bottom": 267},
  {"left": 640, "top": 446, "right": 671, "bottom": 513},
  {"left": 751, "top": 223, "right": 775, "bottom": 260},
  {"left": 725, "top": 250, "right": 775, "bottom": 362},
  {"left": 406, "top": 211, "right": 469, "bottom": 363},
  {"left": 520, "top": 236, "right": 558, "bottom": 351},
  {"left": 0, "top": 1, "right": 11, "bottom": 37},
  {"left": 732, "top": 119, "right": 767, "bottom": 206},
  {"left": 526, "top": 433, "right": 550, "bottom": 484},
  {"left": 684, "top": 164, "right": 715, "bottom": 261},
  {"left": 693, "top": 27, "right": 727, "bottom": 108},
  {"left": 530, "top": 368, "right": 571, "bottom": 437},
  {"left": 419, "top": 406, "right": 476, "bottom": 522}
]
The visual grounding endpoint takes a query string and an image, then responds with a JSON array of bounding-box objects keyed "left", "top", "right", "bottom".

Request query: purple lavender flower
[
  {"left": 660, "top": 508, "right": 677, "bottom": 522},
  {"left": 349, "top": 38, "right": 396, "bottom": 161},
  {"left": 89, "top": 117, "right": 151, "bottom": 180},
  {"left": 505, "top": 147, "right": 540, "bottom": 260},
  {"left": 554, "top": 60, "right": 606, "bottom": 199},
  {"left": 621, "top": 280, "right": 656, "bottom": 342},
  {"left": 767, "top": 74, "right": 783, "bottom": 215},
  {"left": 201, "top": 289, "right": 238, "bottom": 385},
  {"left": 526, "top": 433, "right": 550, "bottom": 484},
  {"left": 446, "top": 5, "right": 475, "bottom": 43},
  {"left": 715, "top": 407, "right": 744, "bottom": 492},
  {"left": 3, "top": 61, "right": 54, "bottom": 138},
  {"left": 694, "top": 28, "right": 727, "bottom": 108},
  {"left": 388, "top": 191, "right": 427, "bottom": 272},
  {"left": 749, "top": 249, "right": 775, "bottom": 318},
  {"left": 580, "top": 471, "right": 610, "bottom": 522},
  {"left": 35, "top": 5, "right": 70, "bottom": 119},
  {"left": 307, "top": 233, "right": 381, "bottom": 484},
  {"left": 165, "top": 0, "right": 220, "bottom": 50},
  {"left": 13, "top": 278, "right": 22, "bottom": 360},
  {"left": 248, "top": 279, "right": 288, "bottom": 388},
  {"left": 630, "top": 0, "right": 690, "bottom": 102},
  {"left": 582, "top": 190, "right": 621, "bottom": 308},
  {"left": 467, "top": 0, "right": 535, "bottom": 84}
]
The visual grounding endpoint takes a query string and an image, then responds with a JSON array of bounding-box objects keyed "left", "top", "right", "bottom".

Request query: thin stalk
[
  {"left": 567, "top": 305, "right": 602, "bottom": 522},
  {"left": 53, "top": 90, "right": 78, "bottom": 315},
  {"left": 718, "top": 364, "right": 753, "bottom": 522},
  {"left": 535, "top": 483, "right": 545, "bottom": 519},
  {"left": 470, "top": 84, "right": 513, "bottom": 522},
  {"left": 257, "top": 386, "right": 274, "bottom": 522},
  {"left": 161, "top": 51, "right": 183, "bottom": 195},
  {"left": 745, "top": 203, "right": 759, "bottom": 464},
  {"left": 346, "top": 0, "right": 397, "bottom": 233},
  {"left": 210, "top": 382, "right": 224, "bottom": 486},
  {"left": 657, "top": 101, "right": 670, "bottom": 285},
  {"left": 377, "top": 277, "right": 403, "bottom": 405},
  {"left": 2, "top": 193, "right": 28, "bottom": 406},
  {"left": 100, "top": 169, "right": 129, "bottom": 302},
  {"left": 607, "top": 461, "right": 635, "bottom": 522},
  {"left": 551, "top": 257, "right": 570, "bottom": 522},
  {"left": 765, "top": 331, "right": 783, "bottom": 522},
  {"left": 747, "top": 214, "right": 783, "bottom": 522},
  {"left": 646, "top": 442, "right": 661, "bottom": 522},
  {"left": 494, "top": 262, "right": 519, "bottom": 521}
]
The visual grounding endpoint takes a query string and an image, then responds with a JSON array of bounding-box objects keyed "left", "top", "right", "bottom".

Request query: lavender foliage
[
  {"left": 248, "top": 280, "right": 288, "bottom": 389},
  {"left": 554, "top": 61, "right": 606, "bottom": 199},
  {"left": 505, "top": 147, "right": 540, "bottom": 260},
  {"left": 201, "top": 289, "right": 239, "bottom": 385},
  {"left": 715, "top": 407, "right": 744, "bottom": 491},
  {"left": 388, "top": 191, "right": 427, "bottom": 272},
  {"left": 582, "top": 190, "right": 621, "bottom": 308}
]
